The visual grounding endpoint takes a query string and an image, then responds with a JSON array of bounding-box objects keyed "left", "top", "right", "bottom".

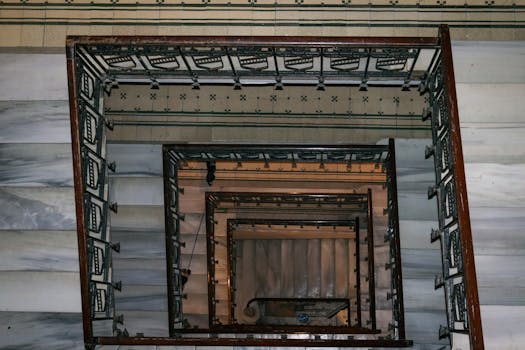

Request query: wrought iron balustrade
[
  {"left": 421, "top": 26, "right": 483, "bottom": 349},
  {"left": 67, "top": 28, "right": 482, "bottom": 348},
  {"left": 224, "top": 218, "right": 363, "bottom": 333}
]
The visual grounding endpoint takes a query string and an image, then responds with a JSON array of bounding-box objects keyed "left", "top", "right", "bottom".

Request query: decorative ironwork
[
  {"left": 166, "top": 144, "right": 390, "bottom": 169},
  {"left": 384, "top": 138, "right": 405, "bottom": 340},
  {"left": 67, "top": 29, "right": 480, "bottom": 348},
  {"left": 73, "top": 44, "right": 123, "bottom": 343},
  {"left": 225, "top": 218, "right": 359, "bottom": 332},
  {"left": 205, "top": 196, "right": 376, "bottom": 334},
  {"left": 71, "top": 38, "right": 438, "bottom": 91},
  {"left": 163, "top": 151, "right": 187, "bottom": 336},
  {"left": 422, "top": 26, "right": 483, "bottom": 349}
]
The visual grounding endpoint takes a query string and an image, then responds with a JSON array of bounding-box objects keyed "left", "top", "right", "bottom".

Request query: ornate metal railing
[
  {"left": 204, "top": 193, "right": 375, "bottom": 334},
  {"left": 67, "top": 29, "right": 482, "bottom": 348},
  {"left": 79, "top": 40, "right": 434, "bottom": 90},
  {"left": 166, "top": 144, "right": 390, "bottom": 169},
  {"left": 421, "top": 26, "right": 484, "bottom": 350},
  {"left": 224, "top": 218, "right": 362, "bottom": 333},
  {"left": 68, "top": 45, "right": 123, "bottom": 348},
  {"left": 384, "top": 138, "right": 406, "bottom": 341},
  {"left": 163, "top": 150, "right": 187, "bottom": 336}
]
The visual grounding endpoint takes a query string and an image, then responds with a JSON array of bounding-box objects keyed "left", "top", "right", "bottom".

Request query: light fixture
[
  {"left": 316, "top": 76, "right": 325, "bottom": 91},
  {"left": 233, "top": 76, "right": 242, "bottom": 90},
  {"left": 359, "top": 79, "right": 368, "bottom": 91},
  {"left": 274, "top": 76, "right": 283, "bottom": 90},
  {"left": 150, "top": 77, "right": 159, "bottom": 90},
  {"left": 192, "top": 75, "right": 200, "bottom": 90}
]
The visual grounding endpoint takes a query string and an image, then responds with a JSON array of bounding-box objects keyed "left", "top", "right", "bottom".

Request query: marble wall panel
[
  {"left": 399, "top": 220, "right": 436, "bottom": 250},
  {"left": 0, "top": 230, "right": 77, "bottom": 272},
  {"left": 401, "top": 249, "right": 442, "bottom": 280},
  {"left": 452, "top": 41, "right": 525, "bottom": 84},
  {"left": 470, "top": 207, "right": 525, "bottom": 256},
  {"left": 457, "top": 84, "right": 525, "bottom": 123},
  {"left": 0, "top": 187, "right": 75, "bottom": 230},
  {"left": 465, "top": 163, "right": 525, "bottom": 208},
  {"left": 109, "top": 177, "right": 164, "bottom": 206},
  {"left": 401, "top": 309, "right": 448, "bottom": 346},
  {"left": 0, "top": 312, "right": 84, "bottom": 350},
  {"left": 0, "top": 271, "right": 80, "bottom": 312},
  {"left": 475, "top": 255, "right": 525, "bottom": 289},
  {"left": 111, "top": 230, "right": 165, "bottom": 260},
  {"left": 402, "top": 278, "right": 444, "bottom": 312},
  {"left": 115, "top": 285, "right": 168, "bottom": 312},
  {"left": 113, "top": 310, "right": 169, "bottom": 337},
  {"left": 0, "top": 100, "right": 70, "bottom": 143},
  {"left": 113, "top": 258, "right": 166, "bottom": 286},
  {"left": 0, "top": 143, "right": 73, "bottom": 186},
  {"left": 462, "top": 126, "right": 525, "bottom": 164},
  {"left": 110, "top": 205, "right": 164, "bottom": 231},
  {"left": 107, "top": 143, "right": 162, "bottom": 177},
  {"left": 0, "top": 54, "right": 67, "bottom": 101},
  {"left": 478, "top": 287, "right": 525, "bottom": 307},
  {"left": 481, "top": 305, "right": 525, "bottom": 350},
  {"left": 397, "top": 189, "right": 438, "bottom": 222}
]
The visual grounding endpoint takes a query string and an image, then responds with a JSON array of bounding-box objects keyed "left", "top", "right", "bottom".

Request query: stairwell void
[
  {"left": 67, "top": 25, "right": 484, "bottom": 349},
  {"left": 162, "top": 144, "right": 398, "bottom": 342}
]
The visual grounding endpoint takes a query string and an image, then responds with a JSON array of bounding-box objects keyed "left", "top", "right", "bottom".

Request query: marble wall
[{"left": 0, "top": 41, "right": 524, "bottom": 349}]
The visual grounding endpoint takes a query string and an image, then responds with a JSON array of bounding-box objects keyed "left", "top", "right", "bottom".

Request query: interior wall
[
  {"left": 0, "top": 41, "right": 524, "bottom": 349},
  {"left": 0, "top": 0, "right": 524, "bottom": 47}
]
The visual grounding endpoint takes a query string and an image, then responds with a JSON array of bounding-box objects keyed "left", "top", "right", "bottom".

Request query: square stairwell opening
[
  {"left": 68, "top": 27, "right": 484, "bottom": 349},
  {"left": 225, "top": 218, "right": 361, "bottom": 330},
  {"left": 162, "top": 143, "right": 403, "bottom": 343}
]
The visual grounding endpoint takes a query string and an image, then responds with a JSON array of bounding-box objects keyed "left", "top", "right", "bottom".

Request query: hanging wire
[{"left": 187, "top": 213, "right": 205, "bottom": 270}]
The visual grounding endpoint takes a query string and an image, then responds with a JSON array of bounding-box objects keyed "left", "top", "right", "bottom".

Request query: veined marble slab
[
  {"left": 401, "top": 249, "right": 442, "bottom": 280},
  {"left": 0, "top": 187, "right": 75, "bottom": 230},
  {"left": 0, "top": 271, "right": 80, "bottom": 312},
  {"left": 403, "top": 309, "right": 448, "bottom": 346},
  {"left": 461, "top": 124, "right": 525, "bottom": 164},
  {"left": 470, "top": 207, "right": 525, "bottom": 256},
  {"left": 115, "top": 285, "right": 168, "bottom": 312},
  {"left": 0, "top": 54, "right": 67, "bottom": 101},
  {"left": 452, "top": 41, "right": 525, "bottom": 84},
  {"left": 465, "top": 163, "right": 525, "bottom": 208},
  {"left": 111, "top": 230, "right": 165, "bottom": 259},
  {"left": 0, "top": 230, "right": 78, "bottom": 272},
  {"left": 481, "top": 305, "right": 525, "bottom": 350},
  {"left": 457, "top": 84, "right": 525, "bottom": 124},
  {"left": 109, "top": 177, "right": 164, "bottom": 206},
  {"left": 392, "top": 138, "right": 431, "bottom": 165},
  {"left": 0, "top": 143, "right": 73, "bottom": 186},
  {"left": 111, "top": 205, "right": 164, "bottom": 231},
  {"left": 0, "top": 100, "right": 70, "bottom": 143},
  {"left": 114, "top": 310, "right": 169, "bottom": 338},
  {"left": 113, "top": 258, "right": 167, "bottom": 286},
  {"left": 397, "top": 189, "right": 438, "bottom": 222},
  {"left": 476, "top": 255, "right": 525, "bottom": 289},
  {"left": 399, "top": 220, "right": 437, "bottom": 250},
  {"left": 107, "top": 143, "right": 163, "bottom": 177},
  {"left": 0, "top": 311, "right": 84, "bottom": 350},
  {"left": 478, "top": 287, "right": 525, "bottom": 306},
  {"left": 402, "top": 278, "right": 445, "bottom": 312},
  {"left": 396, "top": 168, "right": 434, "bottom": 189}
]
